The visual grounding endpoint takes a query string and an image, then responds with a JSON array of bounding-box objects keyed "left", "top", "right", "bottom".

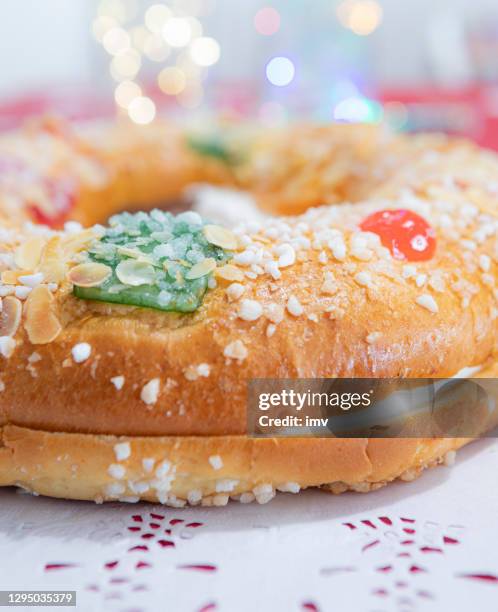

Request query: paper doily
[{"left": 1, "top": 439, "right": 497, "bottom": 612}]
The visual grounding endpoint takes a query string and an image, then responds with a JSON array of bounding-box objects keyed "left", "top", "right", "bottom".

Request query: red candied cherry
[
  {"left": 28, "top": 176, "right": 77, "bottom": 227},
  {"left": 359, "top": 209, "right": 436, "bottom": 262}
]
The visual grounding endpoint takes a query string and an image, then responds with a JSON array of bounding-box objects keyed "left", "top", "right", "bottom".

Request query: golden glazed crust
[
  {"left": 2, "top": 363, "right": 496, "bottom": 505},
  {"left": 0, "top": 118, "right": 497, "bottom": 505},
  {"left": 0, "top": 425, "right": 469, "bottom": 505},
  {"left": 1, "top": 199, "right": 496, "bottom": 436}
]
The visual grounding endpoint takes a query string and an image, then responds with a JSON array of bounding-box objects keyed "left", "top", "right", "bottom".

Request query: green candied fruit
[
  {"left": 73, "top": 209, "right": 232, "bottom": 313},
  {"left": 186, "top": 132, "right": 242, "bottom": 165}
]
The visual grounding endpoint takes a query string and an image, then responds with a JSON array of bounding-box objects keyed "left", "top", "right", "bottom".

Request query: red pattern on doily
[
  {"left": 301, "top": 602, "right": 320, "bottom": 611},
  {"left": 178, "top": 564, "right": 218, "bottom": 572},
  {"left": 458, "top": 574, "right": 498, "bottom": 583},
  {"left": 319, "top": 566, "right": 356, "bottom": 576},
  {"left": 77, "top": 509, "right": 210, "bottom": 609},
  {"left": 198, "top": 604, "right": 217, "bottom": 612},
  {"left": 104, "top": 560, "right": 119, "bottom": 570},
  {"left": 44, "top": 563, "right": 78, "bottom": 571},
  {"left": 362, "top": 539, "right": 380, "bottom": 551},
  {"left": 338, "top": 514, "right": 497, "bottom": 609},
  {"left": 135, "top": 561, "right": 151, "bottom": 570},
  {"left": 36, "top": 507, "right": 496, "bottom": 610}
]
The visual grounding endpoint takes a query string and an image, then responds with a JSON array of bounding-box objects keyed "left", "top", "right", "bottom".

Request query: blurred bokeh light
[{"left": 0, "top": 0, "right": 497, "bottom": 148}]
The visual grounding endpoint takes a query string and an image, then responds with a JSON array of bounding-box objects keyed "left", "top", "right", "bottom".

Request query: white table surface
[{"left": 0, "top": 438, "right": 497, "bottom": 612}]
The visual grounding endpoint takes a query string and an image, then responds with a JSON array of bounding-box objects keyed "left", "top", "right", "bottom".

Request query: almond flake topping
[
  {"left": 18, "top": 272, "right": 44, "bottom": 288},
  {"left": 68, "top": 262, "right": 112, "bottom": 287},
  {"left": 203, "top": 224, "right": 238, "bottom": 250},
  {"left": 24, "top": 285, "right": 62, "bottom": 344},
  {"left": 14, "top": 286, "right": 31, "bottom": 300},
  {"left": 39, "top": 236, "right": 67, "bottom": 283},
  {"left": 116, "top": 259, "right": 155, "bottom": 286},
  {"left": 215, "top": 263, "right": 244, "bottom": 282},
  {"left": 0, "top": 296, "right": 22, "bottom": 337},
  {"left": 1, "top": 271, "right": 20, "bottom": 285},
  {"left": 185, "top": 257, "right": 216, "bottom": 280},
  {"left": 14, "top": 237, "right": 45, "bottom": 270}
]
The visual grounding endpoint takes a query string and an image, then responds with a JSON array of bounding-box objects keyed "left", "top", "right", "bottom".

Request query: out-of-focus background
[{"left": 1, "top": 0, "right": 498, "bottom": 148}]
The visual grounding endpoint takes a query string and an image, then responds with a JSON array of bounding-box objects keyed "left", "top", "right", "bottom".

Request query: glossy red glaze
[{"left": 360, "top": 209, "right": 436, "bottom": 261}]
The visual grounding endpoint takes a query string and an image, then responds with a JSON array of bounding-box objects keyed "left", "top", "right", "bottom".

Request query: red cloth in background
[
  {"left": 1, "top": 86, "right": 497, "bottom": 150},
  {"left": 379, "top": 85, "right": 498, "bottom": 150},
  {"left": 0, "top": 89, "right": 114, "bottom": 131}
]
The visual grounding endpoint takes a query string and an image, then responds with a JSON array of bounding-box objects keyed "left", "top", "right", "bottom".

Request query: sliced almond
[
  {"left": 68, "top": 262, "right": 112, "bottom": 287},
  {"left": 185, "top": 257, "right": 216, "bottom": 280},
  {"left": 215, "top": 263, "right": 245, "bottom": 282},
  {"left": 24, "top": 285, "right": 62, "bottom": 344},
  {"left": 14, "top": 237, "right": 45, "bottom": 270},
  {"left": 1, "top": 270, "right": 26, "bottom": 285},
  {"left": 116, "top": 259, "right": 155, "bottom": 286},
  {"left": 39, "top": 236, "right": 67, "bottom": 283},
  {"left": 61, "top": 229, "right": 97, "bottom": 258},
  {"left": 0, "top": 296, "right": 22, "bottom": 337},
  {"left": 117, "top": 246, "right": 155, "bottom": 265},
  {"left": 117, "top": 246, "right": 140, "bottom": 257},
  {"left": 203, "top": 225, "right": 238, "bottom": 250}
]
